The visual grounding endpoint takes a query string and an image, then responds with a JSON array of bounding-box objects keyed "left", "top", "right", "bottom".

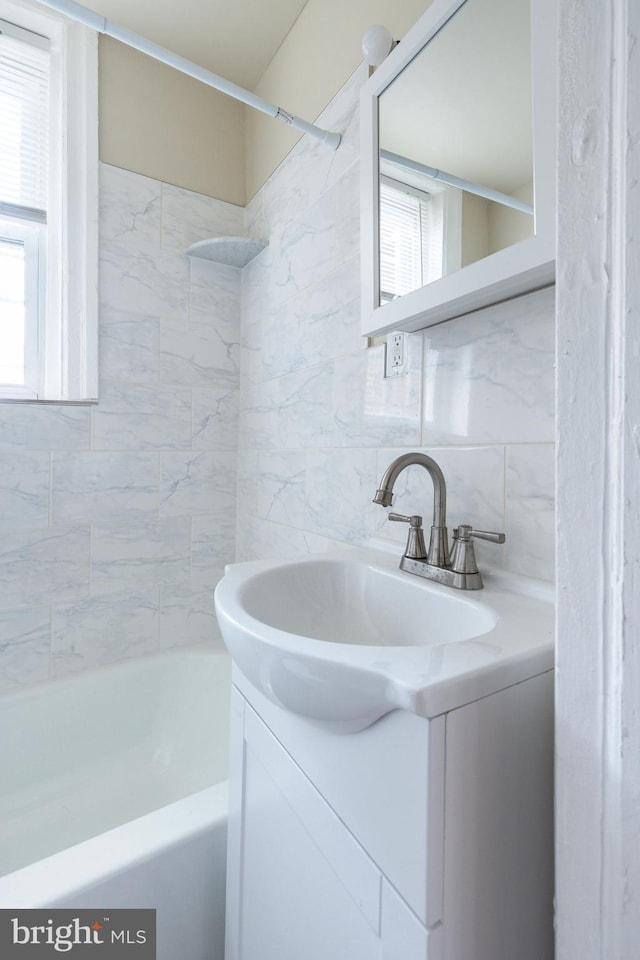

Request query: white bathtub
[{"left": 0, "top": 644, "right": 231, "bottom": 960}]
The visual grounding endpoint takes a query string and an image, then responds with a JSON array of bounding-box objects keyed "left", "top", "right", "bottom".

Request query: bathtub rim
[
  {"left": 0, "top": 639, "right": 229, "bottom": 707},
  {"left": 0, "top": 780, "right": 229, "bottom": 908},
  {"left": 0, "top": 641, "right": 230, "bottom": 907}
]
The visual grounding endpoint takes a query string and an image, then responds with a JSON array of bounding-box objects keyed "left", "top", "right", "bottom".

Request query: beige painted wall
[
  {"left": 461, "top": 192, "right": 490, "bottom": 267},
  {"left": 461, "top": 181, "right": 534, "bottom": 267},
  {"left": 245, "top": 0, "right": 430, "bottom": 199},
  {"left": 98, "top": 0, "right": 429, "bottom": 203},
  {"left": 99, "top": 37, "right": 246, "bottom": 204},
  {"left": 488, "top": 180, "right": 534, "bottom": 253}
]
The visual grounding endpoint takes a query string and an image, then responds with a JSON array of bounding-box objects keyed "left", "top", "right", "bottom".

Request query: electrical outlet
[{"left": 384, "top": 331, "right": 408, "bottom": 378}]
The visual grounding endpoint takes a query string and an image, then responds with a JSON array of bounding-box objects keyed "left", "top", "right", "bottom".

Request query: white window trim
[
  {"left": 0, "top": 0, "right": 98, "bottom": 402},
  {"left": 0, "top": 218, "right": 44, "bottom": 398}
]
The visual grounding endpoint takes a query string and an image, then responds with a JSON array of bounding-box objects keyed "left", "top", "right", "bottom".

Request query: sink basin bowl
[
  {"left": 214, "top": 548, "right": 554, "bottom": 730},
  {"left": 238, "top": 558, "right": 496, "bottom": 647}
]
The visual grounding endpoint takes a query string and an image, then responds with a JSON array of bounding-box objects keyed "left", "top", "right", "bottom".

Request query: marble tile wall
[
  {"left": 0, "top": 165, "right": 240, "bottom": 690},
  {"left": 237, "top": 64, "right": 555, "bottom": 583},
  {"left": 0, "top": 67, "right": 555, "bottom": 691}
]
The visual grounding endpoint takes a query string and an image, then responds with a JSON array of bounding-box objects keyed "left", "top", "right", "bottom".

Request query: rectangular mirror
[{"left": 360, "top": 0, "right": 556, "bottom": 337}]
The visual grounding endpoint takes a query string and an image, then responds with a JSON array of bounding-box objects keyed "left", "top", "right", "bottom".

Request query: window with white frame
[
  {"left": 0, "top": 17, "right": 48, "bottom": 398},
  {"left": 379, "top": 177, "right": 444, "bottom": 302},
  {"left": 0, "top": 0, "right": 98, "bottom": 402},
  {"left": 379, "top": 175, "right": 463, "bottom": 303}
]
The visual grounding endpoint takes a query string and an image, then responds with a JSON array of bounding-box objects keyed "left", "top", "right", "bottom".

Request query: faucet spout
[{"left": 373, "top": 452, "right": 449, "bottom": 566}]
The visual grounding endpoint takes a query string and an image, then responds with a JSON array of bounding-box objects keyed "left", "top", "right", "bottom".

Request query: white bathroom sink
[
  {"left": 214, "top": 547, "right": 554, "bottom": 730},
  {"left": 238, "top": 557, "right": 497, "bottom": 647}
]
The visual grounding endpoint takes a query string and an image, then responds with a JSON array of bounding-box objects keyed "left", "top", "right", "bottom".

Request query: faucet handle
[
  {"left": 453, "top": 524, "right": 506, "bottom": 544},
  {"left": 389, "top": 512, "right": 423, "bottom": 527},
  {"left": 450, "top": 524, "right": 506, "bottom": 577},
  {"left": 471, "top": 529, "right": 506, "bottom": 544},
  {"left": 387, "top": 513, "right": 427, "bottom": 560}
]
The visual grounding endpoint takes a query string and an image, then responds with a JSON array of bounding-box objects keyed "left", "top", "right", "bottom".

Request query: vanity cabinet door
[
  {"left": 225, "top": 687, "right": 437, "bottom": 960},
  {"left": 231, "top": 665, "right": 446, "bottom": 928}
]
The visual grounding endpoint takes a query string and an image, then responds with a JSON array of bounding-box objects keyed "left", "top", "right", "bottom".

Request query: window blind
[
  {"left": 379, "top": 181, "right": 423, "bottom": 301},
  {"left": 0, "top": 19, "right": 50, "bottom": 219},
  {"left": 379, "top": 178, "right": 444, "bottom": 301}
]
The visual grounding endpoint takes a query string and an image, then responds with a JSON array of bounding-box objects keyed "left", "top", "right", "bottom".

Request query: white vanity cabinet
[{"left": 225, "top": 666, "right": 554, "bottom": 960}]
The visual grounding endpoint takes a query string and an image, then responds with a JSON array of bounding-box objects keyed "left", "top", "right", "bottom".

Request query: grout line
[
  {"left": 48, "top": 452, "right": 53, "bottom": 527},
  {"left": 47, "top": 602, "right": 53, "bottom": 680},
  {"left": 503, "top": 444, "right": 509, "bottom": 565}
]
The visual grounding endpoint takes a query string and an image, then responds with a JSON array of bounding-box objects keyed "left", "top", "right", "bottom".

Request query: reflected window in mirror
[
  {"left": 379, "top": 175, "right": 466, "bottom": 301},
  {"left": 379, "top": 179, "right": 437, "bottom": 301},
  {"left": 377, "top": 0, "right": 534, "bottom": 306},
  {"left": 360, "top": 0, "right": 556, "bottom": 336}
]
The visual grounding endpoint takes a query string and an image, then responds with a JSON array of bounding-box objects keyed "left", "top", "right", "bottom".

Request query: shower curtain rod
[
  {"left": 35, "top": 0, "right": 342, "bottom": 151},
  {"left": 380, "top": 149, "right": 533, "bottom": 215}
]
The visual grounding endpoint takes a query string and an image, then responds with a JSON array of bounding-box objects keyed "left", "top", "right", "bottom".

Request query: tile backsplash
[
  {"left": 0, "top": 165, "right": 240, "bottom": 690},
  {"left": 237, "top": 64, "right": 555, "bottom": 582}
]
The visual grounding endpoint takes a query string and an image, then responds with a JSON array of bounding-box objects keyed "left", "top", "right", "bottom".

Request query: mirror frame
[{"left": 360, "top": 0, "right": 556, "bottom": 337}]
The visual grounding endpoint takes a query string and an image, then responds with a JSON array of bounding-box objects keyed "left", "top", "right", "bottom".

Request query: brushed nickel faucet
[{"left": 373, "top": 452, "right": 505, "bottom": 590}]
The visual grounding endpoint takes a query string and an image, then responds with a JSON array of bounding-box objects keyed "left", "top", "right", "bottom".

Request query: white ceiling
[{"left": 82, "top": 0, "right": 310, "bottom": 88}]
